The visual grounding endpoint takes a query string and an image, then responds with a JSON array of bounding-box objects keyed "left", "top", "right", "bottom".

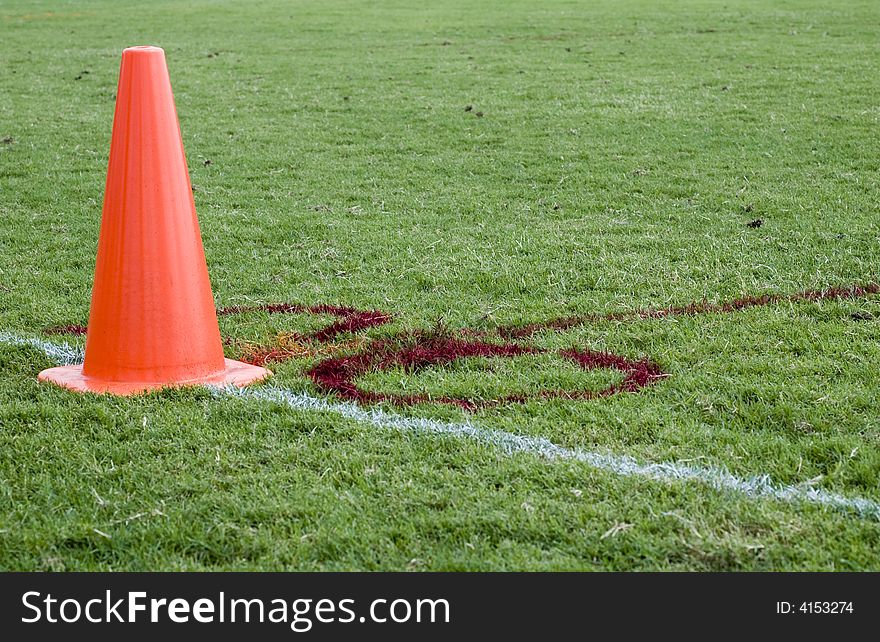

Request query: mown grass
[{"left": 0, "top": 0, "right": 879, "bottom": 570}]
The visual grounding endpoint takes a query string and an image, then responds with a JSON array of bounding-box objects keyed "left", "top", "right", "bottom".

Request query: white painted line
[
  {"left": 0, "top": 331, "right": 84, "bottom": 365},
  {"left": 4, "top": 331, "right": 879, "bottom": 521}
]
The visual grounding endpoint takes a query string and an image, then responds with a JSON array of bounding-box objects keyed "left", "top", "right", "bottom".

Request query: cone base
[{"left": 38, "top": 359, "right": 271, "bottom": 396}]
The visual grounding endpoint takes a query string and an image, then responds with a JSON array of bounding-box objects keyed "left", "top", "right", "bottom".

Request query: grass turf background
[{"left": 1, "top": 0, "right": 879, "bottom": 570}]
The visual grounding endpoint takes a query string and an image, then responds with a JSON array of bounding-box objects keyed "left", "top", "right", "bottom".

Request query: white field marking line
[
  {"left": 4, "top": 331, "right": 880, "bottom": 522},
  {"left": 0, "top": 331, "right": 84, "bottom": 365}
]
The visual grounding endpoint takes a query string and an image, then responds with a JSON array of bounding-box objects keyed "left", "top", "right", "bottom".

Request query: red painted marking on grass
[
  {"left": 500, "top": 282, "right": 880, "bottom": 338},
  {"left": 307, "top": 334, "right": 666, "bottom": 409},
  {"left": 215, "top": 303, "right": 393, "bottom": 342},
  {"left": 561, "top": 348, "right": 666, "bottom": 394},
  {"left": 44, "top": 324, "right": 87, "bottom": 336},
  {"left": 40, "top": 282, "right": 879, "bottom": 409}
]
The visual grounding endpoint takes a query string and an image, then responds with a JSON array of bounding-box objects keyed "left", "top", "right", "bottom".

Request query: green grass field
[{"left": 2, "top": 0, "right": 880, "bottom": 571}]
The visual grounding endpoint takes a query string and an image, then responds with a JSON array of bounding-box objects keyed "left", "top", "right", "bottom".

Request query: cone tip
[{"left": 122, "top": 45, "right": 165, "bottom": 58}]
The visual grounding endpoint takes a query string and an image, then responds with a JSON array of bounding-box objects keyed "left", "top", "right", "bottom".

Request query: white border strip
[{"left": 5, "top": 331, "right": 880, "bottom": 521}]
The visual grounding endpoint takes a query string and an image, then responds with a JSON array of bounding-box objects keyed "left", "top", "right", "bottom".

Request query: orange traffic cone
[{"left": 39, "top": 46, "right": 270, "bottom": 395}]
